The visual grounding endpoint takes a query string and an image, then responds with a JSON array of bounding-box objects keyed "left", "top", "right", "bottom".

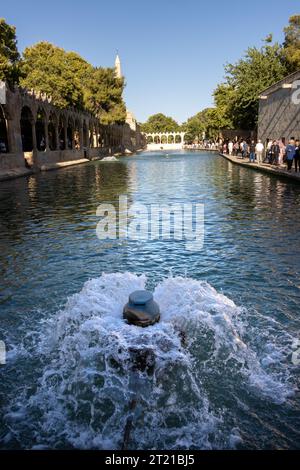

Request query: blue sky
[{"left": 1, "top": 0, "right": 299, "bottom": 123}]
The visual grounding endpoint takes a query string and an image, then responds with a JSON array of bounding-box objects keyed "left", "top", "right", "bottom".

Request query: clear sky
[{"left": 1, "top": 0, "right": 299, "bottom": 123}]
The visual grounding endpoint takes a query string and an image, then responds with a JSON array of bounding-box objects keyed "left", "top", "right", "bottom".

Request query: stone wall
[
  {"left": 0, "top": 82, "right": 146, "bottom": 179},
  {"left": 258, "top": 70, "right": 300, "bottom": 142}
]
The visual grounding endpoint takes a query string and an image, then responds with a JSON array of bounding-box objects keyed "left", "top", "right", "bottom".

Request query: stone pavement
[{"left": 220, "top": 153, "right": 300, "bottom": 183}]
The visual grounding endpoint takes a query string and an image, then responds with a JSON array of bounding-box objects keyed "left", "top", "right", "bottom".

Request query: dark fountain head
[{"left": 123, "top": 290, "right": 160, "bottom": 327}]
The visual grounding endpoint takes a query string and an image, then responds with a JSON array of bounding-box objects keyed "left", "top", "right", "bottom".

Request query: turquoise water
[{"left": 0, "top": 150, "right": 299, "bottom": 449}]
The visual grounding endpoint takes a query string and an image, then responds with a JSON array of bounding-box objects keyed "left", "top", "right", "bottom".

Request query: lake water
[{"left": 0, "top": 150, "right": 299, "bottom": 449}]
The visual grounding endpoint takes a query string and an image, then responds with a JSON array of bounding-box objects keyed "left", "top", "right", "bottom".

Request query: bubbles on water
[{"left": 1, "top": 273, "right": 296, "bottom": 449}]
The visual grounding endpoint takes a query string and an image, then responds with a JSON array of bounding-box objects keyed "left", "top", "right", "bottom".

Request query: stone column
[
  {"left": 44, "top": 119, "right": 49, "bottom": 151},
  {"left": 7, "top": 118, "right": 20, "bottom": 153},
  {"left": 54, "top": 122, "right": 59, "bottom": 150},
  {"left": 31, "top": 121, "right": 37, "bottom": 151},
  {"left": 64, "top": 123, "right": 68, "bottom": 150},
  {"left": 72, "top": 127, "right": 75, "bottom": 150},
  {"left": 79, "top": 124, "right": 83, "bottom": 150}
]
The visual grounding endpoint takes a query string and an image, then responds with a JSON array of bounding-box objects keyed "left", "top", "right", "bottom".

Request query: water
[{"left": 0, "top": 150, "right": 299, "bottom": 449}]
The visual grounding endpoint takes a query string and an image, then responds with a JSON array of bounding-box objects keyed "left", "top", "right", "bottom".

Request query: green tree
[
  {"left": 283, "top": 15, "right": 300, "bottom": 72},
  {"left": 20, "top": 42, "right": 91, "bottom": 109},
  {"left": 182, "top": 108, "right": 211, "bottom": 142},
  {"left": 83, "top": 67, "right": 126, "bottom": 124},
  {"left": 141, "top": 113, "right": 180, "bottom": 133},
  {"left": 222, "top": 40, "right": 286, "bottom": 128},
  {"left": 0, "top": 18, "right": 20, "bottom": 84}
]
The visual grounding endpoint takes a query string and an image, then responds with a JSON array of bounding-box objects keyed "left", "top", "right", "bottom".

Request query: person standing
[
  {"left": 270, "top": 140, "right": 280, "bottom": 165},
  {"left": 278, "top": 138, "right": 286, "bottom": 165},
  {"left": 228, "top": 140, "right": 233, "bottom": 156},
  {"left": 249, "top": 140, "right": 256, "bottom": 162},
  {"left": 241, "top": 140, "right": 247, "bottom": 159},
  {"left": 255, "top": 140, "right": 264, "bottom": 164},
  {"left": 266, "top": 139, "right": 272, "bottom": 163},
  {"left": 233, "top": 141, "right": 239, "bottom": 156},
  {"left": 294, "top": 140, "right": 300, "bottom": 172},
  {"left": 285, "top": 139, "right": 296, "bottom": 171}
]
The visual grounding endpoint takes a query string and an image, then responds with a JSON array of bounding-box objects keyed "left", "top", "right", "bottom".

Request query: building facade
[
  {"left": 0, "top": 81, "right": 145, "bottom": 179},
  {"left": 258, "top": 70, "right": 300, "bottom": 142}
]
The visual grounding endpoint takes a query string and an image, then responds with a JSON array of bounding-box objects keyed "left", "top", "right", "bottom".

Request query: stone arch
[
  {"left": 147, "top": 135, "right": 153, "bottom": 144},
  {"left": 35, "top": 107, "right": 46, "bottom": 151},
  {"left": 48, "top": 111, "right": 58, "bottom": 150},
  {"left": 154, "top": 135, "right": 160, "bottom": 144},
  {"left": 20, "top": 106, "right": 34, "bottom": 152},
  {"left": 175, "top": 134, "right": 181, "bottom": 144},
  {"left": 161, "top": 135, "right": 167, "bottom": 144},
  {"left": 0, "top": 105, "right": 9, "bottom": 153},
  {"left": 168, "top": 134, "right": 174, "bottom": 144}
]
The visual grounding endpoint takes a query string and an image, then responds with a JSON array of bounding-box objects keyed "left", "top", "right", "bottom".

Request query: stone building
[
  {"left": 0, "top": 55, "right": 145, "bottom": 180},
  {"left": 258, "top": 70, "right": 300, "bottom": 142}
]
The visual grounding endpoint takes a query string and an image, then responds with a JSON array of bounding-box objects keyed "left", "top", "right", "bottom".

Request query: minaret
[{"left": 115, "top": 53, "right": 122, "bottom": 79}]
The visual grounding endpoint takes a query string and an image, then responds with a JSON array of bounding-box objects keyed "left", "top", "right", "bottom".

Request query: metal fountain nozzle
[{"left": 123, "top": 290, "right": 160, "bottom": 327}]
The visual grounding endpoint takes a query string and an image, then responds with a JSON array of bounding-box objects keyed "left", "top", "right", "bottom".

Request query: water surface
[{"left": 0, "top": 151, "right": 299, "bottom": 449}]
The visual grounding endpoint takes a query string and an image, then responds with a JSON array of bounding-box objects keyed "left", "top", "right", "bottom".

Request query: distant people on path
[
  {"left": 219, "top": 136, "right": 300, "bottom": 175},
  {"left": 294, "top": 140, "right": 300, "bottom": 172},
  {"left": 233, "top": 141, "right": 239, "bottom": 156},
  {"left": 255, "top": 140, "right": 264, "bottom": 164},
  {"left": 270, "top": 140, "right": 280, "bottom": 165},
  {"left": 249, "top": 140, "right": 256, "bottom": 162},
  {"left": 279, "top": 138, "right": 286, "bottom": 165},
  {"left": 285, "top": 139, "right": 296, "bottom": 171},
  {"left": 241, "top": 140, "right": 248, "bottom": 159},
  {"left": 265, "top": 139, "right": 272, "bottom": 163}
]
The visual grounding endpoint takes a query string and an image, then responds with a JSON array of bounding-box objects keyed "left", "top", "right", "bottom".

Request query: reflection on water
[{"left": 0, "top": 151, "right": 300, "bottom": 449}]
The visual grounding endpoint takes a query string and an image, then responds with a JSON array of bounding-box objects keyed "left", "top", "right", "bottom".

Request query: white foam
[{"left": 2, "top": 273, "right": 295, "bottom": 449}]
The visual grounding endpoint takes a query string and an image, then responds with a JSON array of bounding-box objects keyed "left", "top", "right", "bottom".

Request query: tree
[
  {"left": 0, "top": 18, "right": 20, "bottom": 84},
  {"left": 283, "top": 15, "right": 300, "bottom": 72},
  {"left": 221, "top": 40, "right": 287, "bottom": 129},
  {"left": 141, "top": 113, "right": 180, "bottom": 133},
  {"left": 182, "top": 108, "right": 211, "bottom": 142},
  {"left": 20, "top": 42, "right": 91, "bottom": 109},
  {"left": 83, "top": 67, "right": 126, "bottom": 124}
]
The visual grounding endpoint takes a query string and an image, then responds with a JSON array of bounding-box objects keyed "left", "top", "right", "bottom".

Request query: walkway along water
[{"left": 220, "top": 152, "right": 300, "bottom": 183}]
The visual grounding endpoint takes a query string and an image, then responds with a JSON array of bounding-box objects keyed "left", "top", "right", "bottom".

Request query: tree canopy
[
  {"left": 140, "top": 113, "right": 180, "bottom": 133},
  {"left": 283, "top": 15, "right": 300, "bottom": 72},
  {"left": 20, "top": 42, "right": 91, "bottom": 109},
  {"left": 83, "top": 67, "right": 126, "bottom": 124},
  {"left": 19, "top": 41, "right": 126, "bottom": 123},
  {"left": 0, "top": 18, "right": 127, "bottom": 124},
  {"left": 220, "top": 40, "right": 287, "bottom": 129},
  {"left": 0, "top": 18, "right": 20, "bottom": 84}
]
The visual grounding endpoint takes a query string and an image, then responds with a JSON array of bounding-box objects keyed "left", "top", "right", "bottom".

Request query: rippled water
[{"left": 0, "top": 150, "right": 299, "bottom": 449}]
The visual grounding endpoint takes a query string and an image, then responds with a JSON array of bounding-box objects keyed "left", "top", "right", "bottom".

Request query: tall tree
[
  {"left": 83, "top": 67, "right": 126, "bottom": 124},
  {"left": 20, "top": 42, "right": 91, "bottom": 109},
  {"left": 141, "top": 113, "right": 180, "bottom": 133},
  {"left": 0, "top": 18, "right": 20, "bottom": 84},
  {"left": 283, "top": 15, "right": 300, "bottom": 72},
  {"left": 221, "top": 40, "right": 286, "bottom": 129}
]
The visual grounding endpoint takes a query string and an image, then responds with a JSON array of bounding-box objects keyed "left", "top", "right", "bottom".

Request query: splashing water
[{"left": 1, "top": 273, "right": 296, "bottom": 449}]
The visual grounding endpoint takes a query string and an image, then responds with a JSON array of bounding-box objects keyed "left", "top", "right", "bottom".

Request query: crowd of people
[
  {"left": 221, "top": 137, "right": 300, "bottom": 172},
  {"left": 184, "top": 140, "right": 218, "bottom": 150}
]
